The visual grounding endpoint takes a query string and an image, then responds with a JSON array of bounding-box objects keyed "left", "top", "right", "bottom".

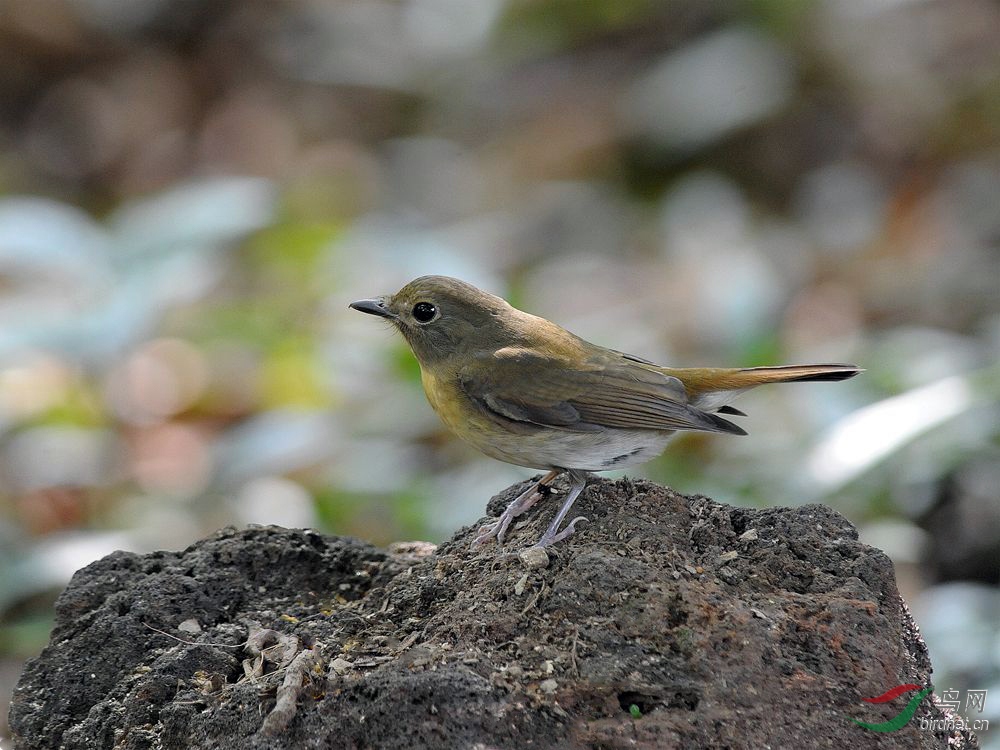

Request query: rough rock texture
[{"left": 9, "top": 477, "right": 978, "bottom": 749}]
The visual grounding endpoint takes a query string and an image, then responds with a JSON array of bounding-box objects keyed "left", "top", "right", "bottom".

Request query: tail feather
[
  {"left": 716, "top": 405, "right": 747, "bottom": 416},
  {"left": 665, "top": 363, "right": 862, "bottom": 404},
  {"left": 735, "top": 363, "right": 862, "bottom": 384}
]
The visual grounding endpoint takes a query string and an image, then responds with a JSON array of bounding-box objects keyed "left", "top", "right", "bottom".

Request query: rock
[
  {"left": 518, "top": 545, "right": 550, "bottom": 569},
  {"left": 8, "top": 477, "right": 979, "bottom": 749},
  {"left": 329, "top": 657, "right": 353, "bottom": 675}
]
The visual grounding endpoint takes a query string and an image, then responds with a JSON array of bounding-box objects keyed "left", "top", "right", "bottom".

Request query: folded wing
[{"left": 459, "top": 348, "right": 746, "bottom": 436}]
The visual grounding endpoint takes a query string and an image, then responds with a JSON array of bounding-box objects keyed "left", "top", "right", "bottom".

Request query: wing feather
[{"left": 458, "top": 350, "right": 746, "bottom": 436}]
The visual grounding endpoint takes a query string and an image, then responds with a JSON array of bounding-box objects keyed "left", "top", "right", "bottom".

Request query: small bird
[{"left": 350, "top": 276, "right": 860, "bottom": 550}]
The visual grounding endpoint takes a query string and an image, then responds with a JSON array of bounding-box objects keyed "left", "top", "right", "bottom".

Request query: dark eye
[{"left": 412, "top": 302, "right": 437, "bottom": 323}]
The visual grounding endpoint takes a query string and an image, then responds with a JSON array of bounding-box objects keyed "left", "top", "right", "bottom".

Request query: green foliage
[
  {"left": 261, "top": 338, "right": 330, "bottom": 409},
  {"left": 245, "top": 221, "right": 341, "bottom": 286},
  {"left": 391, "top": 342, "right": 425, "bottom": 386},
  {"left": 0, "top": 615, "right": 55, "bottom": 659},
  {"left": 499, "top": 0, "right": 660, "bottom": 52}
]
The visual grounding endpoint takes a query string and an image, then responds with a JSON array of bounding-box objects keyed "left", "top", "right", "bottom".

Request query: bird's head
[{"left": 350, "top": 275, "right": 521, "bottom": 365}]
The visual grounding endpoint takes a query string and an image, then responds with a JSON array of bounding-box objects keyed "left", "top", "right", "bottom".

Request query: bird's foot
[
  {"left": 531, "top": 515, "right": 588, "bottom": 549},
  {"left": 527, "top": 470, "right": 590, "bottom": 549},
  {"left": 471, "top": 512, "right": 519, "bottom": 548},
  {"left": 471, "top": 471, "right": 561, "bottom": 549}
]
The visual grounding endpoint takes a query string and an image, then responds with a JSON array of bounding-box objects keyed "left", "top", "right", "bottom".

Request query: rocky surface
[{"left": 9, "top": 476, "right": 978, "bottom": 749}]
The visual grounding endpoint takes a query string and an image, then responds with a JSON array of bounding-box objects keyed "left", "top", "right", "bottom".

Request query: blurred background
[{"left": 1, "top": 0, "right": 998, "bottom": 743}]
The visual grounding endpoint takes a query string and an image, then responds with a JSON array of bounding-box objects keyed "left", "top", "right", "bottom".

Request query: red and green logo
[{"left": 852, "top": 683, "right": 934, "bottom": 732}]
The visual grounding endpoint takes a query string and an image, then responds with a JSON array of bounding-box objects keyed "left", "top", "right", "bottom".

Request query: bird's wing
[{"left": 458, "top": 348, "right": 745, "bottom": 435}]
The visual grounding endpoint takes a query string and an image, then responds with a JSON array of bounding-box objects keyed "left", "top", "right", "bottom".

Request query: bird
[{"left": 350, "top": 275, "right": 860, "bottom": 550}]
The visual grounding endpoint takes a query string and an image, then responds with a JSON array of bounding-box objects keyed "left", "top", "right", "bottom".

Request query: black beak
[{"left": 349, "top": 297, "right": 396, "bottom": 319}]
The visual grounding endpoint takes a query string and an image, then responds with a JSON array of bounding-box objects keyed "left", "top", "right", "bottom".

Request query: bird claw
[
  {"left": 471, "top": 514, "right": 515, "bottom": 548},
  {"left": 471, "top": 522, "right": 500, "bottom": 549},
  {"left": 533, "top": 515, "right": 588, "bottom": 549},
  {"left": 470, "top": 476, "right": 558, "bottom": 549}
]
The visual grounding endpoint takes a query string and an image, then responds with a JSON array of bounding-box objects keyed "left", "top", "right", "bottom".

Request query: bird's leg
[
  {"left": 531, "top": 470, "right": 589, "bottom": 548},
  {"left": 472, "top": 470, "right": 561, "bottom": 548}
]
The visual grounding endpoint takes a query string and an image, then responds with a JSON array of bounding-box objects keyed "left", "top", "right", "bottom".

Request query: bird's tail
[{"left": 665, "top": 363, "right": 861, "bottom": 408}]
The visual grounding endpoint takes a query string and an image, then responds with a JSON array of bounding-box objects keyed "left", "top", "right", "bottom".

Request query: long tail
[{"left": 664, "top": 363, "right": 862, "bottom": 405}]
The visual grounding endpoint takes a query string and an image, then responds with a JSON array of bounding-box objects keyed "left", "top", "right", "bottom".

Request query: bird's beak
[{"left": 349, "top": 297, "right": 396, "bottom": 319}]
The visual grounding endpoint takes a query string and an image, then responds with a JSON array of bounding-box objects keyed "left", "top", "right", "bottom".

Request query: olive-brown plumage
[{"left": 350, "top": 275, "right": 860, "bottom": 549}]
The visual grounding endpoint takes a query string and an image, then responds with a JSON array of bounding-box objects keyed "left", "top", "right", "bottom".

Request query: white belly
[{"left": 471, "top": 427, "right": 676, "bottom": 472}]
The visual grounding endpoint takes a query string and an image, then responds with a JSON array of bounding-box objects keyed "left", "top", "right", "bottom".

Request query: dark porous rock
[{"left": 9, "top": 478, "right": 978, "bottom": 749}]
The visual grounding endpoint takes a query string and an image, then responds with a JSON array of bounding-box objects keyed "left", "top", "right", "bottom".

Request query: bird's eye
[{"left": 411, "top": 302, "right": 437, "bottom": 323}]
